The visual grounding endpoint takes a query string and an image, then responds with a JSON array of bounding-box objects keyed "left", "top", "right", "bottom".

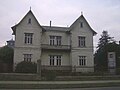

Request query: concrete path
[
  {"left": 2, "top": 87, "right": 120, "bottom": 90},
  {"left": 0, "top": 80, "right": 120, "bottom": 84}
]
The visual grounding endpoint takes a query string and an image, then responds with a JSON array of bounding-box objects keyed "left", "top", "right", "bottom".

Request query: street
[{"left": 1, "top": 87, "right": 120, "bottom": 90}]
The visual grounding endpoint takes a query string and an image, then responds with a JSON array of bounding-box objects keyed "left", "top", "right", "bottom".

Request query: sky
[{"left": 0, "top": 0, "right": 120, "bottom": 50}]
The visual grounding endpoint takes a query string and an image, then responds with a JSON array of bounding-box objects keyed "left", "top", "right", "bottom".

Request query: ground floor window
[
  {"left": 49, "top": 55, "right": 62, "bottom": 66},
  {"left": 23, "top": 54, "right": 32, "bottom": 62},
  {"left": 79, "top": 56, "right": 86, "bottom": 66}
]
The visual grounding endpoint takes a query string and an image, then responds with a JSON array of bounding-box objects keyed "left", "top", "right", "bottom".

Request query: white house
[{"left": 12, "top": 10, "right": 97, "bottom": 72}]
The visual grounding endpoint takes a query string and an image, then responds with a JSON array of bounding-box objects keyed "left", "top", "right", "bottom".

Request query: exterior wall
[
  {"left": 71, "top": 18, "right": 93, "bottom": 49},
  {"left": 13, "top": 10, "right": 95, "bottom": 73},
  {"left": 14, "top": 11, "right": 42, "bottom": 68},
  {"left": 14, "top": 48, "right": 41, "bottom": 68},
  {"left": 15, "top": 12, "right": 42, "bottom": 47},
  {"left": 41, "top": 50, "right": 70, "bottom": 66},
  {"left": 41, "top": 31, "right": 70, "bottom": 46},
  {"left": 70, "top": 17, "right": 94, "bottom": 72},
  {"left": 71, "top": 50, "right": 94, "bottom": 72}
]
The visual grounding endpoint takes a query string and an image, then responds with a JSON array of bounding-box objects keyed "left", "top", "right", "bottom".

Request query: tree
[
  {"left": 15, "top": 61, "right": 37, "bottom": 73},
  {"left": 0, "top": 46, "right": 13, "bottom": 64},
  {"left": 0, "top": 46, "right": 14, "bottom": 72},
  {"left": 94, "top": 30, "right": 115, "bottom": 72},
  {"left": 97, "top": 31, "right": 114, "bottom": 49}
]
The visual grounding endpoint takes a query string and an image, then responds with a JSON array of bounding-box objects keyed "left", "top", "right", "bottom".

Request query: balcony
[
  {"left": 41, "top": 65, "right": 72, "bottom": 71},
  {"left": 41, "top": 44, "right": 71, "bottom": 50}
]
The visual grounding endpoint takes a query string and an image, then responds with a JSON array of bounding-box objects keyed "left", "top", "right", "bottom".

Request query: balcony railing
[
  {"left": 41, "top": 65, "right": 72, "bottom": 71},
  {"left": 41, "top": 44, "right": 71, "bottom": 50}
]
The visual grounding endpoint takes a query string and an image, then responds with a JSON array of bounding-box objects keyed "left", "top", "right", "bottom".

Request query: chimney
[{"left": 50, "top": 21, "right": 51, "bottom": 27}]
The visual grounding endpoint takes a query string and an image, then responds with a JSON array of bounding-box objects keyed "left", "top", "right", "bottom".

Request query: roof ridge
[{"left": 42, "top": 25, "right": 69, "bottom": 28}]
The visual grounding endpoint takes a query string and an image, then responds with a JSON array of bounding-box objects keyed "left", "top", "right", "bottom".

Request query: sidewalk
[
  {"left": 0, "top": 80, "right": 120, "bottom": 89},
  {"left": 0, "top": 80, "right": 120, "bottom": 84}
]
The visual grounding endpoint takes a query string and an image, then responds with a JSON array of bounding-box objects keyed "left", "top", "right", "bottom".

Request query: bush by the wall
[
  {"left": 43, "top": 70, "right": 56, "bottom": 80},
  {"left": 15, "top": 61, "right": 37, "bottom": 73}
]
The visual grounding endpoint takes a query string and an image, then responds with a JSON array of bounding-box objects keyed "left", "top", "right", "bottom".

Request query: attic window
[
  {"left": 28, "top": 18, "right": 31, "bottom": 24},
  {"left": 80, "top": 22, "right": 83, "bottom": 28}
]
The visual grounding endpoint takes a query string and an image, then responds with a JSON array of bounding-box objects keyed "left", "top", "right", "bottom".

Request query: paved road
[
  {"left": 0, "top": 80, "right": 120, "bottom": 89},
  {"left": 1, "top": 87, "right": 120, "bottom": 90},
  {"left": 0, "top": 80, "right": 120, "bottom": 84}
]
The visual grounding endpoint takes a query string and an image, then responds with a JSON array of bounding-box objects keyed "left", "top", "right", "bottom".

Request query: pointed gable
[
  {"left": 70, "top": 15, "right": 97, "bottom": 35},
  {"left": 11, "top": 10, "right": 45, "bottom": 35}
]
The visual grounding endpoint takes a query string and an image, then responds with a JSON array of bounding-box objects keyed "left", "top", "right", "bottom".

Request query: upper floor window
[
  {"left": 79, "top": 56, "right": 86, "bottom": 66},
  {"left": 50, "top": 36, "right": 61, "bottom": 46},
  {"left": 80, "top": 22, "right": 83, "bottom": 28},
  {"left": 50, "top": 36, "right": 55, "bottom": 45},
  {"left": 24, "top": 33, "right": 33, "bottom": 44},
  {"left": 28, "top": 18, "right": 31, "bottom": 24},
  {"left": 78, "top": 36, "right": 86, "bottom": 47},
  {"left": 56, "top": 36, "right": 61, "bottom": 45},
  {"left": 23, "top": 54, "right": 32, "bottom": 62},
  {"left": 49, "top": 55, "right": 62, "bottom": 66}
]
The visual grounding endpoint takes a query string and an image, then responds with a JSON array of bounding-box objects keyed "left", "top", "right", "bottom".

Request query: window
[
  {"left": 80, "top": 22, "right": 83, "bottom": 28},
  {"left": 78, "top": 36, "right": 86, "bottom": 47},
  {"left": 56, "top": 36, "right": 61, "bottom": 45},
  {"left": 79, "top": 56, "right": 86, "bottom": 66},
  {"left": 23, "top": 54, "right": 32, "bottom": 62},
  {"left": 49, "top": 55, "right": 62, "bottom": 66},
  {"left": 50, "top": 55, "right": 54, "bottom": 65},
  {"left": 56, "top": 55, "right": 61, "bottom": 65},
  {"left": 50, "top": 36, "right": 61, "bottom": 45},
  {"left": 28, "top": 18, "right": 31, "bottom": 24},
  {"left": 50, "top": 36, "right": 55, "bottom": 45},
  {"left": 24, "top": 33, "right": 33, "bottom": 44}
]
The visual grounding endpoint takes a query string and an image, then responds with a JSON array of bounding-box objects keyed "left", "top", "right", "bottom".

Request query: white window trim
[
  {"left": 49, "top": 36, "right": 62, "bottom": 46},
  {"left": 24, "top": 33, "right": 33, "bottom": 44},
  {"left": 23, "top": 54, "right": 32, "bottom": 62},
  {"left": 49, "top": 55, "right": 62, "bottom": 66},
  {"left": 79, "top": 56, "right": 86, "bottom": 66},
  {"left": 78, "top": 36, "right": 86, "bottom": 47}
]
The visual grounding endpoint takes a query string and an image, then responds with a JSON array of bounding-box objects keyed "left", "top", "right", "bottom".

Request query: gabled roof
[
  {"left": 11, "top": 10, "right": 97, "bottom": 35},
  {"left": 42, "top": 26, "right": 69, "bottom": 32},
  {"left": 70, "top": 15, "right": 97, "bottom": 35},
  {"left": 11, "top": 10, "right": 45, "bottom": 35}
]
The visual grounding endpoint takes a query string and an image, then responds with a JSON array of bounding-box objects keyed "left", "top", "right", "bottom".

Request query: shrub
[
  {"left": 15, "top": 61, "right": 37, "bottom": 73},
  {"left": 43, "top": 70, "right": 56, "bottom": 80}
]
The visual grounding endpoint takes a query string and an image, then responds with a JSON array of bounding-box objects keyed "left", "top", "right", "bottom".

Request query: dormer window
[
  {"left": 80, "top": 22, "right": 83, "bottom": 28},
  {"left": 28, "top": 18, "right": 31, "bottom": 24}
]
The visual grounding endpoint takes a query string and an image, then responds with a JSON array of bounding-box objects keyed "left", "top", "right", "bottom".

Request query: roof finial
[
  {"left": 81, "top": 11, "right": 83, "bottom": 15},
  {"left": 30, "top": 6, "right": 31, "bottom": 10}
]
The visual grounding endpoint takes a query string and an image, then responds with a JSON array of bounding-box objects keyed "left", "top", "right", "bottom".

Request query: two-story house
[{"left": 12, "top": 10, "right": 97, "bottom": 72}]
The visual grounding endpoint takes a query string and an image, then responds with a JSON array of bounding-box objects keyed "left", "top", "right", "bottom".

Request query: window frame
[
  {"left": 49, "top": 36, "right": 62, "bottom": 46},
  {"left": 24, "top": 33, "right": 33, "bottom": 44},
  {"left": 49, "top": 55, "right": 62, "bottom": 66},
  {"left": 78, "top": 36, "right": 86, "bottom": 47},
  {"left": 80, "top": 22, "right": 83, "bottom": 28},
  {"left": 28, "top": 18, "right": 31, "bottom": 24},
  {"left": 50, "top": 36, "right": 55, "bottom": 45},
  {"left": 23, "top": 54, "right": 32, "bottom": 62},
  {"left": 79, "top": 56, "right": 86, "bottom": 66}
]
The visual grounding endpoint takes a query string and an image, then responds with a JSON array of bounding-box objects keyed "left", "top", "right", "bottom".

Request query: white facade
[
  {"left": 108, "top": 52, "right": 116, "bottom": 74},
  {"left": 12, "top": 10, "right": 96, "bottom": 72}
]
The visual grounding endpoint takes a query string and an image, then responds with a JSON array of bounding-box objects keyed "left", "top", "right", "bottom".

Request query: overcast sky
[{"left": 0, "top": 0, "right": 120, "bottom": 50}]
